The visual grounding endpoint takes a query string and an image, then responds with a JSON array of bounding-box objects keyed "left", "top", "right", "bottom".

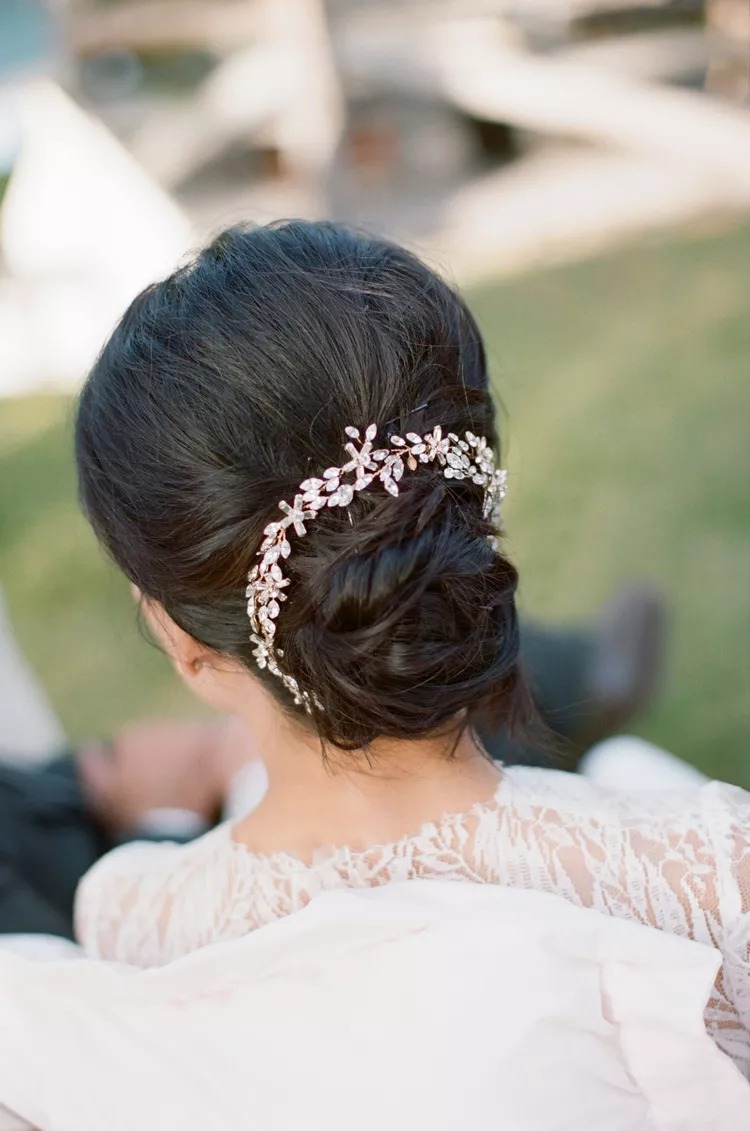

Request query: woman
[{"left": 73, "top": 221, "right": 749, "bottom": 1073}]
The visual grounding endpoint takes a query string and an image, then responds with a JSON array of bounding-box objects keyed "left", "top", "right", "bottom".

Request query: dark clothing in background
[{"left": 0, "top": 757, "right": 109, "bottom": 938}]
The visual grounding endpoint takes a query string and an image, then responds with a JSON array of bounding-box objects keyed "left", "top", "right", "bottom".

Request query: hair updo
[{"left": 76, "top": 221, "right": 530, "bottom": 750}]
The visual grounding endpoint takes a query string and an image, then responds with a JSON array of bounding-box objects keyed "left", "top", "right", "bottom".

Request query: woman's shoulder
[
  {"left": 80, "top": 821, "right": 236, "bottom": 889},
  {"left": 501, "top": 763, "right": 749, "bottom": 825},
  {"left": 74, "top": 823, "right": 239, "bottom": 965},
  {"left": 500, "top": 766, "right": 749, "bottom": 926}
]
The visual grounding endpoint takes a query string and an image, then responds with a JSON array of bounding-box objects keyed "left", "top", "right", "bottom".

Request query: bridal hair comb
[{"left": 245, "top": 424, "right": 508, "bottom": 710}]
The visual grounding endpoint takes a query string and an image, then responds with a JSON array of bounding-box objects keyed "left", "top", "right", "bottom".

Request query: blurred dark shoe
[{"left": 573, "top": 583, "right": 667, "bottom": 758}]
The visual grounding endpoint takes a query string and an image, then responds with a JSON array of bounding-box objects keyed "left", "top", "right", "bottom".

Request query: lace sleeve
[
  {"left": 704, "top": 782, "right": 750, "bottom": 1039},
  {"left": 74, "top": 827, "right": 243, "bottom": 967},
  {"left": 75, "top": 840, "right": 186, "bottom": 966},
  {"left": 490, "top": 768, "right": 750, "bottom": 1071}
]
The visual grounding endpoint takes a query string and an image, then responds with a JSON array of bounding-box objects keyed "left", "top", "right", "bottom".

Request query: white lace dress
[
  {"left": 5, "top": 882, "right": 750, "bottom": 1129},
  {"left": 76, "top": 765, "right": 750, "bottom": 1075}
]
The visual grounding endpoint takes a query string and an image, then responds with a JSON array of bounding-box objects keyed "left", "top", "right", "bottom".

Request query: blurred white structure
[
  {"left": 0, "top": 587, "right": 64, "bottom": 763},
  {"left": 115, "top": 0, "right": 344, "bottom": 191},
  {"left": 0, "top": 79, "right": 191, "bottom": 397},
  {"left": 0, "top": 0, "right": 345, "bottom": 397},
  {"left": 437, "top": 19, "right": 750, "bottom": 190},
  {"left": 2, "top": 2, "right": 750, "bottom": 393}
]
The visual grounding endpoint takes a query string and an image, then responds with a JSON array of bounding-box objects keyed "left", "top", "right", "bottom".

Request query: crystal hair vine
[{"left": 245, "top": 424, "right": 508, "bottom": 711}]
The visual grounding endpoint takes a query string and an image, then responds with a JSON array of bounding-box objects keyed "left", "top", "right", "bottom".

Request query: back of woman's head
[{"left": 76, "top": 220, "right": 527, "bottom": 750}]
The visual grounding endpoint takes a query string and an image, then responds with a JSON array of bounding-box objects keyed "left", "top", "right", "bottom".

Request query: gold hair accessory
[{"left": 246, "top": 424, "right": 507, "bottom": 710}]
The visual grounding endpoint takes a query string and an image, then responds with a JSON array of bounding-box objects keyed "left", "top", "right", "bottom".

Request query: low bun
[
  {"left": 76, "top": 219, "right": 533, "bottom": 754},
  {"left": 280, "top": 479, "right": 524, "bottom": 749}
]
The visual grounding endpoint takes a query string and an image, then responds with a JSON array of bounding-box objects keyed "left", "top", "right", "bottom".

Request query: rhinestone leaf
[
  {"left": 338, "top": 483, "right": 354, "bottom": 505},
  {"left": 371, "top": 449, "right": 389, "bottom": 461},
  {"left": 365, "top": 423, "right": 377, "bottom": 441},
  {"left": 323, "top": 467, "right": 340, "bottom": 479},
  {"left": 406, "top": 432, "right": 422, "bottom": 444},
  {"left": 344, "top": 427, "right": 360, "bottom": 439},
  {"left": 300, "top": 477, "right": 324, "bottom": 492},
  {"left": 390, "top": 457, "right": 404, "bottom": 481},
  {"left": 354, "top": 474, "right": 374, "bottom": 490},
  {"left": 382, "top": 474, "right": 399, "bottom": 496},
  {"left": 309, "top": 496, "right": 328, "bottom": 510},
  {"left": 325, "top": 477, "right": 340, "bottom": 492},
  {"left": 390, "top": 435, "right": 406, "bottom": 446},
  {"left": 280, "top": 539, "right": 291, "bottom": 558}
]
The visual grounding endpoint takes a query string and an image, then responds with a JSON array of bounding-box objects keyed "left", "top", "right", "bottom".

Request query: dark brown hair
[{"left": 76, "top": 221, "right": 530, "bottom": 749}]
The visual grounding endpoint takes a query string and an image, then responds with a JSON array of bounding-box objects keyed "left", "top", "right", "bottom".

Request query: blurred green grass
[{"left": 1, "top": 221, "right": 748, "bottom": 784}]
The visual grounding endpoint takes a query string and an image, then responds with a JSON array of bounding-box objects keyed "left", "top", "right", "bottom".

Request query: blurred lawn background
[{"left": 1, "top": 219, "right": 748, "bottom": 785}]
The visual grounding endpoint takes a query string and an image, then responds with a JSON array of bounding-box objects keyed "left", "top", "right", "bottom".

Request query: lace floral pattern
[{"left": 76, "top": 766, "right": 750, "bottom": 1075}]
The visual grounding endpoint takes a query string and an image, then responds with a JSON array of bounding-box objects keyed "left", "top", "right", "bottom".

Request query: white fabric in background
[
  {"left": 580, "top": 735, "right": 709, "bottom": 790},
  {"left": 1, "top": 881, "right": 748, "bottom": 1131},
  {"left": 0, "top": 79, "right": 191, "bottom": 395},
  {"left": 0, "top": 588, "right": 64, "bottom": 763}
]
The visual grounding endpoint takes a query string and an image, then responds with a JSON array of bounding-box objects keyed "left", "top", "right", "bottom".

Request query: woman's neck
[{"left": 232, "top": 706, "right": 501, "bottom": 859}]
